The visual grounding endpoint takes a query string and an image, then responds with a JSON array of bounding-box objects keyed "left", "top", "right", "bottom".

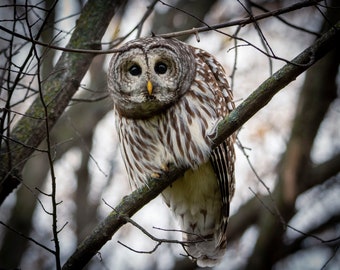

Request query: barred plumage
[{"left": 108, "top": 37, "right": 235, "bottom": 267}]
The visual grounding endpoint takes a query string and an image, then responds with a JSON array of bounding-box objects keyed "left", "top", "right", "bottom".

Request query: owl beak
[{"left": 147, "top": 80, "right": 153, "bottom": 95}]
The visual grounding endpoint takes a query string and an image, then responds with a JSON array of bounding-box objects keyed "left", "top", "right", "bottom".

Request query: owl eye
[
  {"left": 154, "top": 62, "right": 167, "bottom": 74},
  {"left": 129, "top": 64, "right": 142, "bottom": 76}
]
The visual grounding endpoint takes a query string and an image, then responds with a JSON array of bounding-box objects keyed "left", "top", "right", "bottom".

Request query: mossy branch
[
  {"left": 62, "top": 21, "right": 340, "bottom": 270},
  {"left": 0, "top": 0, "right": 126, "bottom": 204}
]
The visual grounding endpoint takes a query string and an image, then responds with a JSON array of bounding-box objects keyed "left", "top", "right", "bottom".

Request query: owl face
[{"left": 108, "top": 37, "right": 196, "bottom": 119}]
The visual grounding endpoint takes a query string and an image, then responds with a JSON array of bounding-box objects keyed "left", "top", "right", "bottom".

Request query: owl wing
[
  {"left": 210, "top": 140, "right": 235, "bottom": 236},
  {"left": 195, "top": 47, "right": 236, "bottom": 243}
]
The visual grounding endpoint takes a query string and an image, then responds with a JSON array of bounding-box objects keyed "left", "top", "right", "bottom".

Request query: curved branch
[{"left": 62, "top": 20, "right": 340, "bottom": 270}]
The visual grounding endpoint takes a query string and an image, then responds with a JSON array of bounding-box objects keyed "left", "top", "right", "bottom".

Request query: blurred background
[{"left": 0, "top": 0, "right": 339, "bottom": 269}]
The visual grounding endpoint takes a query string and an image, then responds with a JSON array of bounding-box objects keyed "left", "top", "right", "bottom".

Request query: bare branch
[
  {"left": 277, "top": 213, "right": 340, "bottom": 262},
  {"left": 250, "top": 0, "right": 321, "bottom": 37},
  {"left": 0, "top": 220, "right": 55, "bottom": 254},
  {"left": 321, "top": 245, "right": 340, "bottom": 270},
  {"left": 237, "top": 139, "right": 285, "bottom": 225},
  {"left": 103, "top": 199, "right": 190, "bottom": 244},
  {"left": 0, "top": 0, "right": 324, "bottom": 55},
  {"left": 158, "top": 0, "right": 325, "bottom": 38},
  {"left": 26, "top": 6, "right": 62, "bottom": 267},
  {"left": 136, "top": 0, "right": 158, "bottom": 38}
]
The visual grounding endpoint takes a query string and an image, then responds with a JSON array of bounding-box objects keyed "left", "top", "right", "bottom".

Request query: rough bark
[{"left": 0, "top": 0, "right": 127, "bottom": 204}]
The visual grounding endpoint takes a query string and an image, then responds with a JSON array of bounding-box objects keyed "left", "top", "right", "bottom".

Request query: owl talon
[
  {"left": 151, "top": 172, "right": 161, "bottom": 178},
  {"left": 161, "top": 163, "right": 170, "bottom": 172},
  {"left": 151, "top": 163, "right": 168, "bottom": 179}
]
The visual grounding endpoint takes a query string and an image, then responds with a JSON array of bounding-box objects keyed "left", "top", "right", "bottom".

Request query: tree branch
[
  {"left": 212, "top": 20, "right": 340, "bottom": 148},
  {"left": 0, "top": 0, "right": 324, "bottom": 54},
  {"left": 304, "top": 153, "right": 340, "bottom": 191},
  {"left": 62, "top": 20, "right": 340, "bottom": 270},
  {"left": 227, "top": 197, "right": 261, "bottom": 241},
  {"left": 158, "top": 0, "right": 325, "bottom": 39},
  {"left": 0, "top": 0, "right": 127, "bottom": 204}
]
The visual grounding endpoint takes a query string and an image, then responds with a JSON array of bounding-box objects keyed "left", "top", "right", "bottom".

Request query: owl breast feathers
[{"left": 107, "top": 37, "right": 236, "bottom": 267}]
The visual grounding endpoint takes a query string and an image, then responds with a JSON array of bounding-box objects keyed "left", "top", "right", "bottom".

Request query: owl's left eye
[{"left": 154, "top": 62, "right": 167, "bottom": 75}]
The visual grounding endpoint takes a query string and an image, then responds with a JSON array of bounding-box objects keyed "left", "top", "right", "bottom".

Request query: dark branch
[{"left": 304, "top": 153, "right": 340, "bottom": 191}]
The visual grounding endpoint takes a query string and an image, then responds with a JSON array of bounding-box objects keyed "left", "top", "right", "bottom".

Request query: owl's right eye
[{"left": 128, "top": 64, "right": 142, "bottom": 76}]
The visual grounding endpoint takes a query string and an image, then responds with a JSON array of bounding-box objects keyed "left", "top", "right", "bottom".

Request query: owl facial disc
[{"left": 108, "top": 37, "right": 196, "bottom": 119}]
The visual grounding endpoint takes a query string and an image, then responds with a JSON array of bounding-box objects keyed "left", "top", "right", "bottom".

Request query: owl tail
[
  {"left": 161, "top": 163, "right": 230, "bottom": 267},
  {"left": 182, "top": 216, "right": 228, "bottom": 267}
]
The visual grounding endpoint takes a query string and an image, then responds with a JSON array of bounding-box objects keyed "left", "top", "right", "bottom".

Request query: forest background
[{"left": 0, "top": 0, "right": 339, "bottom": 269}]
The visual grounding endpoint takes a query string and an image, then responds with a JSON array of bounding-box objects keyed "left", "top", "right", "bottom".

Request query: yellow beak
[{"left": 147, "top": 80, "right": 153, "bottom": 95}]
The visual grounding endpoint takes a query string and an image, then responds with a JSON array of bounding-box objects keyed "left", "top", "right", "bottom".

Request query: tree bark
[{"left": 0, "top": 0, "right": 127, "bottom": 205}]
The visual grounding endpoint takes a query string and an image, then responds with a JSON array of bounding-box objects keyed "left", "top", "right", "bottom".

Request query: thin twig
[
  {"left": 0, "top": 0, "right": 324, "bottom": 55},
  {"left": 237, "top": 138, "right": 286, "bottom": 225},
  {"left": 241, "top": 0, "right": 274, "bottom": 75},
  {"left": 70, "top": 94, "right": 109, "bottom": 104},
  {"left": 250, "top": 1, "right": 321, "bottom": 37},
  {"left": 321, "top": 245, "right": 340, "bottom": 270},
  {"left": 0, "top": 220, "right": 55, "bottom": 254},
  {"left": 118, "top": 240, "right": 162, "bottom": 254},
  {"left": 158, "top": 0, "right": 325, "bottom": 38},
  {"left": 229, "top": 25, "right": 241, "bottom": 90},
  {"left": 136, "top": 0, "right": 159, "bottom": 38},
  {"left": 286, "top": 223, "right": 340, "bottom": 244},
  {"left": 25, "top": 2, "right": 62, "bottom": 268},
  {"left": 103, "top": 199, "right": 204, "bottom": 246},
  {"left": 67, "top": 116, "right": 108, "bottom": 177},
  {"left": 103, "top": 198, "right": 192, "bottom": 255}
]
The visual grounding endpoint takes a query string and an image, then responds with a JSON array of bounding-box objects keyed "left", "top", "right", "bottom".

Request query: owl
[{"left": 107, "top": 37, "right": 235, "bottom": 267}]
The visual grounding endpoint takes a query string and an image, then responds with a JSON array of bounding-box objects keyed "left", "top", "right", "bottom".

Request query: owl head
[{"left": 108, "top": 37, "right": 196, "bottom": 119}]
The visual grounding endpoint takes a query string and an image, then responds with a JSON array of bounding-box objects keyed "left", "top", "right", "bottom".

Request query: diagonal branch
[{"left": 62, "top": 20, "right": 340, "bottom": 270}]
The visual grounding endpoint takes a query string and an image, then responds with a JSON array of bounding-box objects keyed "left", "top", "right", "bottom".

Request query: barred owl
[{"left": 107, "top": 37, "right": 235, "bottom": 267}]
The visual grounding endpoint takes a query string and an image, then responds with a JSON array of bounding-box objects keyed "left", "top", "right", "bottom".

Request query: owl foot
[
  {"left": 151, "top": 172, "right": 161, "bottom": 178},
  {"left": 160, "top": 162, "right": 170, "bottom": 172},
  {"left": 150, "top": 163, "right": 170, "bottom": 179}
]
